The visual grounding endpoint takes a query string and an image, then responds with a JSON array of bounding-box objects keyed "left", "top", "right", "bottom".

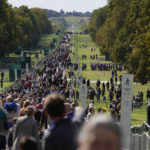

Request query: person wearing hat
[{"left": 13, "top": 106, "right": 39, "bottom": 150}]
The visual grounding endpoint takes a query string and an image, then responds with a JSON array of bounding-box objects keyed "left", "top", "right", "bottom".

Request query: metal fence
[
  {"left": 130, "top": 122, "right": 150, "bottom": 150},
  {"left": 130, "top": 132, "right": 150, "bottom": 150}
]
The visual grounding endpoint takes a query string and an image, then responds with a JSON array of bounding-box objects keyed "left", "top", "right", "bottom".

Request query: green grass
[
  {"left": 0, "top": 82, "right": 14, "bottom": 91},
  {"left": 64, "top": 16, "right": 89, "bottom": 32},
  {"left": 50, "top": 16, "right": 89, "bottom": 32},
  {"left": 82, "top": 71, "right": 127, "bottom": 81},
  {"left": 9, "top": 54, "right": 20, "bottom": 58},
  {"left": 131, "top": 109, "right": 147, "bottom": 126},
  {"left": 73, "top": 34, "right": 119, "bottom": 80},
  {"left": 69, "top": 34, "right": 149, "bottom": 126},
  {"left": 0, "top": 70, "right": 10, "bottom": 82},
  {"left": 38, "top": 34, "right": 58, "bottom": 48}
]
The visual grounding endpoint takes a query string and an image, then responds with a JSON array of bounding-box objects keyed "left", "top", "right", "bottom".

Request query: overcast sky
[{"left": 8, "top": 0, "right": 107, "bottom": 12}]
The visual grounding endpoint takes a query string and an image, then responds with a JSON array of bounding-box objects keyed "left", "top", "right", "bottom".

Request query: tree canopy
[
  {"left": 88, "top": 0, "right": 150, "bottom": 84},
  {"left": 0, "top": 0, "right": 53, "bottom": 57},
  {"left": 45, "top": 9, "right": 91, "bottom": 18}
]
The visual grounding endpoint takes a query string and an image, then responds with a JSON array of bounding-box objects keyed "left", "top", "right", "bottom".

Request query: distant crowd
[{"left": 0, "top": 33, "right": 149, "bottom": 150}]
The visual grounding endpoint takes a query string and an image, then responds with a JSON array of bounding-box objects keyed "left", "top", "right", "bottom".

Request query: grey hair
[{"left": 78, "top": 114, "right": 122, "bottom": 144}]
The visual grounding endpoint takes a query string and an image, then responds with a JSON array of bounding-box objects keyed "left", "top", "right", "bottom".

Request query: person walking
[
  {"left": 13, "top": 106, "right": 39, "bottom": 150},
  {"left": 42, "top": 94, "right": 76, "bottom": 150}
]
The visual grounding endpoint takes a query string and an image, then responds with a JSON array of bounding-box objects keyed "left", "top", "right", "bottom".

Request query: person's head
[
  {"left": 35, "top": 105, "right": 39, "bottom": 111},
  {"left": 65, "top": 103, "right": 72, "bottom": 115},
  {"left": 23, "top": 100, "right": 30, "bottom": 108},
  {"left": 71, "top": 103, "right": 77, "bottom": 112},
  {"left": 44, "top": 94, "right": 65, "bottom": 122},
  {"left": 18, "top": 136, "right": 39, "bottom": 150},
  {"left": 90, "top": 100, "right": 94, "bottom": 104},
  {"left": 89, "top": 106, "right": 95, "bottom": 114},
  {"left": 112, "top": 100, "right": 116, "bottom": 104},
  {"left": 6, "top": 95, "right": 13, "bottom": 102},
  {"left": 25, "top": 106, "right": 34, "bottom": 117},
  {"left": 98, "top": 108, "right": 102, "bottom": 113},
  {"left": 78, "top": 115, "right": 121, "bottom": 150}
]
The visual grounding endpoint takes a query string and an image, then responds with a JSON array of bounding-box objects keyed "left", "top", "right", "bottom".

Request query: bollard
[
  {"left": 134, "top": 134, "right": 141, "bottom": 150},
  {"left": 147, "top": 103, "right": 150, "bottom": 126},
  {"left": 146, "top": 133, "right": 150, "bottom": 150},
  {"left": 130, "top": 134, "right": 134, "bottom": 150},
  {"left": 79, "top": 79, "right": 82, "bottom": 103},
  {"left": 14, "top": 69, "right": 18, "bottom": 81},
  {"left": 82, "top": 83, "right": 86, "bottom": 109},
  {"left": 141, "top": 133, "right": 147, "bottom": 150},
  {"left": 34, "top": 61, "right": 37, "bottom": 68},
  {"left": 26, "top": 63, "right": 29, "bottom": 74}
]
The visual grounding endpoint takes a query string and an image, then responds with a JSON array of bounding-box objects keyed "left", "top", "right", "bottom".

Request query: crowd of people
[
  {"left": 0, "top": 33, "right": 123, "bottom": 150},
  {"left": 69, "top": 62, "right": 125, "bottom": 72},
  {"left": 90, "top": 63, "right": 125, "bottom": 71},
  {"left": 0, "top": 33, "right": 149, "bottom": 150}
]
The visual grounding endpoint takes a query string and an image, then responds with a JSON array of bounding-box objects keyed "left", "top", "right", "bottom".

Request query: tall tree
[{"left": 88, "top": 0, "right": 150, "bottom": 83}]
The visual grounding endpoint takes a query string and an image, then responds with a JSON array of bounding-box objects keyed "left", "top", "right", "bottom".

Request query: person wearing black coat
[
  {"left": 87, "top": 79, "right": 90, "bottom": 87},
  {"left": 147, "top": 103, "right": 150, "bottom": 126},
  {"left": 42, "top": 94, "right": 76, "bottom": 150},
  {"left": 96, "top": 80, "right": 100, "bottom": 88},
  {"left": 43, "top": 118, "right": 76, "bottom": 150}
]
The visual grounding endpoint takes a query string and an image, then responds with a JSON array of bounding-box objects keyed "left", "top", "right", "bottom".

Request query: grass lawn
[
  {"left": 0, "top": 70, "right": 10, "bottom": 82},
  {"left": 7, "top": 34, "right": 58, "bottom": 68},
  {"left": 72, "top": 34, "right": 127, "bottom": 81},
  {"left": 131, "top": 109, "right": 147, "bottom": 126},
  {"left": 64, "top": 16, "right": 89, "bottom": 32},
  {"left": 0, "top": 82, "right": 14, "bottom": 91},
  {"left": 38, "top": 34, "right": 59, "bottom": 48},
  {"left": 69, "top": 33, "right": 150, "bottom": 126}
]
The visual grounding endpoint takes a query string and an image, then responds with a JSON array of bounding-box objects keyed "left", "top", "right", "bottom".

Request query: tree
[
  {"left": 88, "top": 0, "right": 150, "bottom": 83},
  {"left": 0, "top": 1, "right": 54, "bottom": 57},
  {"left": 88, "top": 7, "right": 107, "bottom": 41},
  {"left": 0, "top": 0, "right": 22, "bottom": 57}
]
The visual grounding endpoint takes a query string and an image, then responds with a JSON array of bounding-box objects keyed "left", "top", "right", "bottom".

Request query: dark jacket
[
  {"left": 0, "top": 110, "right": 8, "bottom": 136},
  {"left": 43, "top": 118, "right": 76, "bottom": 150}
]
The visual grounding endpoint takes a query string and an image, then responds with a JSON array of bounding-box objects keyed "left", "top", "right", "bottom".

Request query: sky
[{"left": 8, "top": 0, "right": 107, "bottom": 12}]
